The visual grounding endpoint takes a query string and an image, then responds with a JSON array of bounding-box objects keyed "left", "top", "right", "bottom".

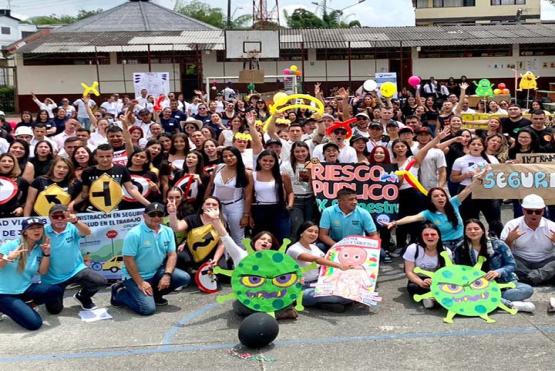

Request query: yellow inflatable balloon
[
  {"left": 290, "top": 65, "right": 298, "bottom": 72},
  {"left": 395, "top": 170, "right": 428, "bottom": 196},
  {"left": 264, "top": 94, "right": 324, "bottom": 132},
  {"left": 380, "top": 82, "right": 397, "bottom": 98},
  {"left": 81, "top": 81, "right": 100, "bottom": 97},
  {"left": 273, "top": 92, "right": 288, "bottom": 105}
]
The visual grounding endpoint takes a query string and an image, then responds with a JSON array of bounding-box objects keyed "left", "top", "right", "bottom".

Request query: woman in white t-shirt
[
  {"left": 403, "top": 224, "right": 450, "bottom": 309},
  {"left": 286, "top": 222, "right": 353, "bottom": 312},
  {"left": 450, "top": 136, "right": 503, "bottom": 237}
]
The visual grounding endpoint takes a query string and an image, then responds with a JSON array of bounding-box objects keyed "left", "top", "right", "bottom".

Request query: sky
[{"left": 4, "top": 0, "right": 555, "bottom": 26}]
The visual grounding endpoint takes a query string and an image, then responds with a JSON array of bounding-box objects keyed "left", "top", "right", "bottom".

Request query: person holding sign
[
  {"left": 111, "top": 203, "right": 191, "bottom": 315},
  {"left": 68, "top": 143, "right": 151, "bottom": 213},
  {"left": 43, "top": 205, "right": 106, "bottom": 311},
  {"left": 500, "top": 195, "right": 555, "bottom": 286},
  {"left": 0, "top": 218, "right": 62, "bottom": 330}
]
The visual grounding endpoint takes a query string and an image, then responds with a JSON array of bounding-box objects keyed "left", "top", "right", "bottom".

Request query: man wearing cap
[
  {"left": 43, "top": 205, "right": 106, "bottom": 310},
  {"left": 413, "top": 127, "right": 447, "bottom": 191},
  {"left": 111, "top": 203, "right": 191, "bottom": 315},
  {"left": 398, "top": 127, "right": 419, "bottom": 153},
  {"left": 353, "top": 113, "right": 370, "bottom": 138},
  {"left": 501, "top": 194, "right": 555, "bottom": 285},
  {"left": 366, "top": 122, "right": 388, "bottom": 153},
  {"left": 312, "top": 121, "right": 357, "bottom": 163}
]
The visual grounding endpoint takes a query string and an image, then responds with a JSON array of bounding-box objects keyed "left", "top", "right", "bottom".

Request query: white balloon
[{"left": 363, "top": 80, "right": 377, "bottom": 91}]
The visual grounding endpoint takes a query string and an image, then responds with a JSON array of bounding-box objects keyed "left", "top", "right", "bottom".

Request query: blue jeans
[
  {"left": 114, "top": 267, "right": 191, "bottom": 316},
  {"left": 290, "top": 195, "right": 315, "bottom": 237},
  {"left": 302, "top": 286, "right": 351, "bottom": 307},
  {"left": 79, "top": 117, "right": 91, "bottom": 130},
  {"left": 501, "top": 281, "right": 533, "bottom": 303},
  {"left": 0, "top": 283, "right": 63, "bottom": 330}
]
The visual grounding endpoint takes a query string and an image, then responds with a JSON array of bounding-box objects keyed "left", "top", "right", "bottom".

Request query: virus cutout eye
[
  {"left": 440, "top": 283, "right": 463, "bottom": 294},
  {"left": 272, "top": 273, "right": 298, "bottom": 288},
  {"left": 240, "top": 275, "right": 266, "bottom": 288},
  {"left": 470, "top": 277, "right": 489, "bottom": 290}
]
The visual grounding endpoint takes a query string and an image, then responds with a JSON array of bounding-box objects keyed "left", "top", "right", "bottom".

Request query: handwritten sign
[
  {"left": 473, "top": 163, "right": 555, "bottom": 203},
  {"left": 515, "top": 153, "right": 555, "bottom": 164},
  {"left": 310, "top": 162, "right": 400, "bottom": 224}
]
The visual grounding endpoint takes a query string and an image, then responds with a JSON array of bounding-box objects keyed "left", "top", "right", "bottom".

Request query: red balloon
[{"left": 498, "top": 83, "right": 506, "bottom": 90}]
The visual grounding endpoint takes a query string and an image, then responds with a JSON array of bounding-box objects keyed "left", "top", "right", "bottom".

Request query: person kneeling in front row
[{"left": 110, "top": 203, "right": 191, "bottom": 315}]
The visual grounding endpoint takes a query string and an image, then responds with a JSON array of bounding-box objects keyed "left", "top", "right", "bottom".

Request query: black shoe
[
  {"left": 155, "top": 297, "right": 168, "bottom": 306},
  {"left": 383, "top": 252, "right": 393, "bottom": 263},
  {"left": 110, "top": 282, "right": 124, "bottom": 307},
  {"left": 74, "top": 291, "right": 97, "bottom": 310}
]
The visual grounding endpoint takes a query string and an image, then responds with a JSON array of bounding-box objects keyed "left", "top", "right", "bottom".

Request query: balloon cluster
[
  {"left": 363, "top": 79, "right": 397, "bottom": 98},
  {"left": 282, "top": 65, "right": 302, "bottom": 77},
  {"left": 493, "top": 83, "right": 510, "bottom": 96}
]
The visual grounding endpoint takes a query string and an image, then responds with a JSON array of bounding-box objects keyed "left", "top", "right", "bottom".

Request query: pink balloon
[
  {"left": 282, "top": 69, "right": 291, "bottom": 75},
  {"left": 408, "top": 75, "right": 421, "bottom": 88}
]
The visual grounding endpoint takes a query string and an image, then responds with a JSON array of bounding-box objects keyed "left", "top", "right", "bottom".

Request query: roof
[
  {"left": 55, "top": 0, "right": 218, "bottom": 33},
  {"left": 15, "top": 23, "right": 555, "bottom": 54}
]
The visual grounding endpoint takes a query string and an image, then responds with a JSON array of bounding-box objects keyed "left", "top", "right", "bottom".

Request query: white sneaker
[
  {"left": 511, "top": 301, "right": 536, "bottom": 313},
  {"left": 548, "top": 297, "right": 555, "bottom": 313},
  {"left": 422, "top": 299, "right": 435, "bottom": 309}
]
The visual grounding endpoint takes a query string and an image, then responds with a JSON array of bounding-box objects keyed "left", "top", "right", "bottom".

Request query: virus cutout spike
[
  {"left": 213, "top": 239, "right": 305, "bottom": 316},
  {"left": 413, "top": 251, "right": 517, "bottom": 324}
]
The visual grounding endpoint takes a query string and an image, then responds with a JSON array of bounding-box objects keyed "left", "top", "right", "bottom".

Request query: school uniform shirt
[
  {"left": 500, "top": 216, "right": 555, "bottom": 263},
  {"left": 319, "top": 204, "right": 377, "bottom": 242},
  {"left": 420, "top": 196, "right": 463, "bottom": 242},
  {"left": 42, "top": 223, "right": 86, "bottom": 284},
  {"left": 121, "top": 222, "right": 176, "bottom": 280},
  {"left": 0, "top": 239, "right": 44, "bottom": 294}
]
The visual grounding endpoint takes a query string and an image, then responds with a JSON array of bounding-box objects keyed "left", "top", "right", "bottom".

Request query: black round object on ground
[{"left": 238, "top": 312, "right": 279, "bottom": 348}]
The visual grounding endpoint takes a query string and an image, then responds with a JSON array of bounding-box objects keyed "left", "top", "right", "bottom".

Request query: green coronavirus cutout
[
  {"left": 214, "top": 239, "right": 315, "bottom": 316},
  {"left": 414, "top": 251, "right": 518, "bottom": 324},
  {"left": 474, "top": 79, "right": 494, "bottom": 97}
]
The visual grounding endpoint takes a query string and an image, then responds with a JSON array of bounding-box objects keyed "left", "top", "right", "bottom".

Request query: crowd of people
[{"left": 1, "top": 79, "right": 555, "bottom": 330}]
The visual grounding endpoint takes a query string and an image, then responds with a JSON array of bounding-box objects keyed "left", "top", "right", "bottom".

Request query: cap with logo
[
  {"left": 145, "top": 202, "right": 165, "bottom": 214},
  {"left": 21, "top": 217, "right": 45, "bottom": 232}
]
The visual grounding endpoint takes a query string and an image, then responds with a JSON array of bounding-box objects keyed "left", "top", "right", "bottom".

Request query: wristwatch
[{"left": 163, "top": 272, "right": 172, "bottom": 277}]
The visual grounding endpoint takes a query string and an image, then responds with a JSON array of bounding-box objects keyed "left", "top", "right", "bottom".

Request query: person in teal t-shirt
[
  {"left": 44, "top": 204, "right": 106, "bottom": 311},
  {"left": 110, "top": 203, "right": 191, "bottom": 315},
  {"left": 0, "top": 218, "right": 63, "bottom": 330},
  {"left": 387, "top": 175, "right": 483, "bottom": 251}
]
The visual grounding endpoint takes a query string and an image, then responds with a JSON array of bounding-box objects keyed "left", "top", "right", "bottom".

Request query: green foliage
[
  {"left": 284, "top": 8, "right": 361, "bottom": 29},
  {"left": 174, "top": 0, "right": 251, "bottom": 29},
  {"left": 0, "top": 86, "right": 15, "bottom": 113},
  {"left": 27, "top": 9, "right": 103, "bottom": 25}
]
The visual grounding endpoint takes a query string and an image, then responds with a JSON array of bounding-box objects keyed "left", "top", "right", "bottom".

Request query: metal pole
[
  {"left": 147, "top": 44, "right": 152, "bottom": 72},
  {"left": 348, "top": 41, "right": 352, "bottom": 91},
  {"left": 94, "top": 46, "right": 101, "bottom": 93},
  {"left": 172, "top": 44, "right": 177, "bottom": 93},
  {"left": 399, "top": 40, "right": 403, "bottom": 90},
  {"left": 227, "top": 0, "right": 232, "bottom": 29},
  {"left": 301, "top": 41, "right": 305, "bottom": 93}
]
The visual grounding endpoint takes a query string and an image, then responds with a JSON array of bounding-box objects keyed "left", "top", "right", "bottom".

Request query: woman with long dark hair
[
  {"left": 508, "top": 128, "right": 539, "bottom": 160},
  {"left": 200, "top": 138, "right": 221, "bottom": 175},
  {"left": 454, "top": 219, "right": 535, "bottom": 313},
  {"left": 250, "top": 149, "right": 294, "bottom": 243},
  {"left": 204, "top": 146, "right": 253, "bottom": 244},
  {"left": 0, "top": 153, "right": 29, "bottom": 218},
  {"left": 171, "top": 150, "right": 207, "bottom": 212},
  {"left": 30, "top": 140, "right": 54, "bottom": 178},
  {"left": 451, "top": 136, "right": 503, "bottom": 236},
  {"left": 403, "top": 223, "right": 449, "bottom": 309},
  {"left": 120, "top": 149, "right": 161, "bottom": 210},
  {"left": 71, "top": 145, "right": 94, "bottom": 181},
  {"left": 9, "top": 139, "right": 34, "bottom": 183},
  {"left": 218, "top": 115, "right": 245, "bottom": 147},
  {"left": 34, "top": 109, "right": 54, "bottom": 134}
]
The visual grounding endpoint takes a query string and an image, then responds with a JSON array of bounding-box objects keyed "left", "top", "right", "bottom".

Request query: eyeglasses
[
  {"left": 524, "top": 209, "right": 543, "bottom": 215},
  {"left": 148, "top": 212, "right": 164, "bottom": 218},
  {"left": 333, "top": 130, "right": 347, "bottom": 135},
  {"left": 51, "top": 213, "right": 65, "bottom": 220}
]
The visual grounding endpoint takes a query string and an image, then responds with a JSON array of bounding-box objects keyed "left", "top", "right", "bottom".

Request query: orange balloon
[{"left": 502, "top": 88, "right": 510, "bottom": 95}]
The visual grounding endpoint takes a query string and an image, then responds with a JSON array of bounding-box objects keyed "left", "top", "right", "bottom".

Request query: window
[
  {"left": 215, "top": 49, "right": 304, "bottom": 62},
  {"left": 419, "top": 45, "right": 512, "bottom": 58},
  {"left": 23, "top": 53, "right": 110, "bottom": 66},
  {"left": 1, "top": 27, "right": 10, "bottom": 35},
  {"left": 432, "top": 0, "right": 475, "bottom": 7},
  {"left": 414, "top": 0, "right": 431, "bottom": 8},
  {"left": 520, "top": 43, "right": 555, "bottom": 56},
  {"left": 491, "top": 0, "right": 526, "bottom": 5},
  {"left": 116, "top": 51, "right": 197, "bottom": 64},
  {"left": 316, "top": 48, "right": 410, "bottom": 60}
]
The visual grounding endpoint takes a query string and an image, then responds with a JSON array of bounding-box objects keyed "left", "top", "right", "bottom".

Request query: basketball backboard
[{"left": 225, "top": 30, "right": 280, "bottom": 59}]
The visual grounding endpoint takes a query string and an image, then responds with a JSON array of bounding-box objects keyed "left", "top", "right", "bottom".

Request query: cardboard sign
[
  {"left": 89, "top": 174, "right": 123, "bottom": 213},
  {"left": 515, "top": 153, "right": 555, "bottom": 164},
  {"left": 310, "top": 162, "right": 400, "bottom": 225},
  {"left": 0, "top": 176, "right": 18, "bottom": 205},
  {"left": 315, "top": 236, "right": 382, "bottom": 306},
  {"left": 122, "top": 174, "right": 151, "bottom": 202},
  {"left": 473, "top": 163, "right": 555, "bottom": 203},
  {"left": 34, "top": 184, "right": 71, "bottom": 216}
]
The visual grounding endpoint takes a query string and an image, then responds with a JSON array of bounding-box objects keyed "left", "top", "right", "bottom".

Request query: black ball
[{"left": 238, "top": 312, "right": 279, "bottom": 348}]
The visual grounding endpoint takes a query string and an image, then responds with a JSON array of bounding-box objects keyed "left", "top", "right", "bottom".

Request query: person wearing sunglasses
[
  {"left": 42, "top": 205, "right": 106, "bottom": 311},
  {"left": 110, "top": 203, "right": 191, "bottom": 315},
  {"left": 500, "top": 194, "right": 555, "bottom": 286},
  {"left": 312, "top": 122, "right": 357, "bottom": 163}
]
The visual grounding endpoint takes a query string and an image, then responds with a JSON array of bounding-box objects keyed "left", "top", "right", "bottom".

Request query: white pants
[{"left": 223, "top": 200, "right": 244, "bottom": 246}]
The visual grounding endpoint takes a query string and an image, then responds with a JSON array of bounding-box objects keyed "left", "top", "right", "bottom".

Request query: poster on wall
[
  {"left": 375, "top": 72, "right": 398, "bottom": 99},
  {"left": 0, "top": 209, "right": 144, "bottom": 280},
  {"left": 314, "top": 236, "right": 382, "bottom": 306},
  {"left": 133, "top": 72, "right": 170, "bottom": 98},
  {"left": 310, "top": 162, "right": 400, "bottom": 225}
]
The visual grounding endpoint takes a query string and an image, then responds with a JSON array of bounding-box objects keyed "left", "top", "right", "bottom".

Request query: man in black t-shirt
[
  {"left": 68, "top": 144, "right": 150, "bottom": 213},
  {"left": 529, "top": 110, "right": 552, "bottom": 148},
  {"left": 501, "top": 104, "right": 532, "bottom": 138}
]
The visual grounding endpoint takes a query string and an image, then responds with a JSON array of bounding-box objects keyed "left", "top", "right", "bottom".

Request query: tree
[
  {"left": 174, "top": 0, "right": 251, "bottom": 29},
  {"left": 284, "top": 8, "right": 361, "bottom": 28},
  {"left": 27, "top": 9, "right": 103, "bottom": 25}
]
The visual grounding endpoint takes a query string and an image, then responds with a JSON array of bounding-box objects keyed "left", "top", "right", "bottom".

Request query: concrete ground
[{"left": 1, "top": 200, "right": 554, "bottom": 371}]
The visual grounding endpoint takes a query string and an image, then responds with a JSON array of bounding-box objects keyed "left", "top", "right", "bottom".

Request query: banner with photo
[
  {"left": 310, "top": 162, "right": 400, "bottom": 225},
  {"left": 0, "top": 209, "right": 144, "bottom": 280},
  {"left": 133, "top": 72, "right": 170, "bottom": 98},
  {"left": 473, "top": 164, "right": 555, "bottom": 203}
]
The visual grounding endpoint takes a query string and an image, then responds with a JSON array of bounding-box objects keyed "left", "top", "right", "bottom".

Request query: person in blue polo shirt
[
  {"left": 43, "top": 204, "right": 106, "bottom": 310},
  {"left": 319, "top": 189, "right": 378, "bottom": 252},
  {"left": 110, "top": 202, "right": 191, "bottom": 315},
  {"left": 0, "top": 217, "right": 62, "bottom": 330}
]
